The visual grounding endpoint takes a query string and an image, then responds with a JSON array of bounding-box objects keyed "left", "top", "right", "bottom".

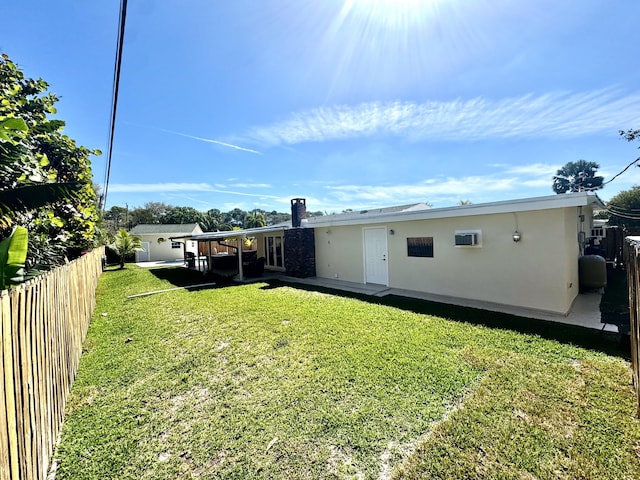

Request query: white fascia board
[
  {"left": 173, "top": 225, "right": 288, "bottom": 242},
  {"left": 307, "top": 192, "right": 603, "bottom": 228}
]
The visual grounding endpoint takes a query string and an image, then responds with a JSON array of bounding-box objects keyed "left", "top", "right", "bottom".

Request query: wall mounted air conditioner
[{"left": 454, "top": 230, "right": 481, "bottom": 247}]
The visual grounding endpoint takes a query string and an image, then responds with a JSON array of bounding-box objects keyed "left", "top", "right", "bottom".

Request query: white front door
[
  {"left": 138, "top": 242, "right": 150, "bottom": 262},
  {"left": 363, "top": 227, "right": 388, "bottom": 285}
]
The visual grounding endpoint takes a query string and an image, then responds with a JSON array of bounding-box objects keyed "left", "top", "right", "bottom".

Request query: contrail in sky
[
  {"left": 160, "top": 128, "right": 261, "bottom": 154},
  {"left": 123, "top": 121, "right": 261, "bottom": 154}
]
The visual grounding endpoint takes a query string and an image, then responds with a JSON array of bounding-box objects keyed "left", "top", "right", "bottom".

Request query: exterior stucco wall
[
  {"left": 314, "top": 207, "right": 582, "bottom": 314},
  {"left": 315, "top": 225, "right": 367, "bottom": 283},
  {"left": 136, "top": 234, "right": 198, "bottom": 262},
  {"left": 564, "top": 208, "right": 581, "bottom": 302}
]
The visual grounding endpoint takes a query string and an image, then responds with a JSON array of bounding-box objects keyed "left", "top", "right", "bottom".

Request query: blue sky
[{"left": 3, "top": 0, "right": 640, "bottom": 213}]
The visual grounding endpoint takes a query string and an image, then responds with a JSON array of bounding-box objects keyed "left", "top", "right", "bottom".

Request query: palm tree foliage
[
  {"left": 552, "top": 160, "right": 604, "bottom": 194},
  {"left": 109, "top": 229, "right": 142, "bottom": 268},
  {"left": 245, "top": 210, "right": 266, "bottom": 228}
]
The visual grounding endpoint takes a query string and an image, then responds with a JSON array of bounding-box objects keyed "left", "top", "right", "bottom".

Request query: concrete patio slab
[{"left": 279, "top": 276, "right": 618, "bottom": 333}]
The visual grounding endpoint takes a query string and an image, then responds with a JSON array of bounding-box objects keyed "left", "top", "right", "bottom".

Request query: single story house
[
  {"left": 129, "top": 223, "right": 202, "bottom": 262},
  {"left": 174, "top": 194, "right": 603, "bottom": 316}
]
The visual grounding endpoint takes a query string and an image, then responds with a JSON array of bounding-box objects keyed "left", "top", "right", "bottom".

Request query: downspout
[{"left": 578, "top": 206, "right": 586, "bottom": 256}]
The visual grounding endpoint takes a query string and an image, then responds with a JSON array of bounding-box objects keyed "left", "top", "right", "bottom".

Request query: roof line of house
[
  {"left": 172, "top": 192, "right": 603, "bottom": 241},
  {"left": 305, "top": 192, "right": 603, "bottom": 228}
]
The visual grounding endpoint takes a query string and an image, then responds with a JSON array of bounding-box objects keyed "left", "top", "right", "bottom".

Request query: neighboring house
[
  {"left": 129, "top": 223, "right": 202, "bottom": 262},
  {"left": 176, "top": 193, "right": 603, "bottom": 316}
]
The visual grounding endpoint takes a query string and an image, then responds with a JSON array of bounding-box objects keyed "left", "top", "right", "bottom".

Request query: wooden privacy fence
[
  {"left": 625, "top": 238, "right": 640, "bottom": 418},
  {"left": 0, "top": 247, "right": 104, "bottom": 480}
]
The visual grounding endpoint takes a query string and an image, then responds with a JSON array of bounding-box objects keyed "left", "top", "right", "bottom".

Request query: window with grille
[{"left": 407, "top": 237, "right": 433, "bottom": 257}]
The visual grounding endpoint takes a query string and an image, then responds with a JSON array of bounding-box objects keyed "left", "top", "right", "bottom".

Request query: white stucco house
[
  {"left": 175, "top": 193, "right": 604, "bottom": 316},
  {"left": 129, "top": 223, "right": 202, "bottom": 262}
]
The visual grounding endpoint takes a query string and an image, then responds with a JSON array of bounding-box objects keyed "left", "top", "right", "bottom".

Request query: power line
[
  {"left": 603, "top": 156, "right": 640, "bottom": 186},
  {"left": 602, "top": 204, "right": 640, "bottom": 220},
  {"left": 101, "top": 0, "right": 128, "bottom": 211}
]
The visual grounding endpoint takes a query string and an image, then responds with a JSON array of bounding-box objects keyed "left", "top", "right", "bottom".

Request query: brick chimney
[
  {"left": 291, "top": 198, "right": 306, "bottom": 228},
  {"left": 285, "top": 197, "right": 315, "bottom": 278}
]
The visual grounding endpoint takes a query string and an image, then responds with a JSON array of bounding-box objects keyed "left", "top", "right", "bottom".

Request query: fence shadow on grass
[{"left": 262, "top": 280, "right": 630, "bottom": 360}]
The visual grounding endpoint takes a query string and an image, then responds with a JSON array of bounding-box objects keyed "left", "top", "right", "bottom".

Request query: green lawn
[{"left": 55, "top": 266, "right": 640, "bottom": 479}]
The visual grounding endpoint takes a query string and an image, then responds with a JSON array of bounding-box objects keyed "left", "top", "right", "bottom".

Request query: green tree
[
  {"left": 104, "top": 205, "right": 128, "bottom": 232},
  {"left": 265, "top": 210, "right": 292, "bottom": 225},
  {"left": 552, "top": 160, "right": 604, "bottom": 194},
  {"left": 109, "top": 228, "right": 142, "bottom": 268},
  {"left": 606, "top": 186, "right": 640, "bottom": 234},
  {"left": 620, "top": 128, "right": 640, "bottom": 143},
  {"left": 163, "top": 206, "right": 204, "bottom": 225},
  {"left": 129, "top": 202, "right": 172, "bottom": 226},
  {"left": 227, "top": 208, "right": 246, "bottom": 227},
  {"left": 0, "top": 53, "right": 101, "bottom": 268}
]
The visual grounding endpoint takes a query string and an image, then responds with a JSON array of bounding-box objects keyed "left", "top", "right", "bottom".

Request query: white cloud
[
  {"left": 318, "top": 161, "right": 562, "bottom": 208},
  {"left": 327, "top": 176, "right": 516, "bottom": 203},
  {"left": 490, "top": 162, "right": 559, "bottom": 176},
  {"left": 227, "top": 183, "right": 272, "bottom": 188},
  {"left": 245, "top": 89, "right": 640, "bottom": 146}
]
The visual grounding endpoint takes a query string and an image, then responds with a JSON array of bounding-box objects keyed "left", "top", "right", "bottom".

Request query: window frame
[{"left": 407, "top": 236, "right": 434, "bottom": 258}]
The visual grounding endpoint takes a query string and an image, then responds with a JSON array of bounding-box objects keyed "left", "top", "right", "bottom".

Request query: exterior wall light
[
  {"left": 512, "top": 231, "right": 521, "bottom": 242},
  {"left": 389, "top": 229, "right": 395, "bottom": 235}
]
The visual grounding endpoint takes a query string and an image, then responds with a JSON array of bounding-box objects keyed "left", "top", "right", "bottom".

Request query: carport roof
[
  {"left": 171, "top": 223, "right": 290, "bottom": 241},
  {"left": 130, "top": 223, "right": 201, "bottom": 235}
]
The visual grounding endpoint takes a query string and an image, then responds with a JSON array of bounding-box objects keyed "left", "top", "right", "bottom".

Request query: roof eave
[
  {"left": 307, "top": 192, "right": 602, "bottom": 228},
  {"left": 171, "top": 224, "right": 290, "bottom": 242}
]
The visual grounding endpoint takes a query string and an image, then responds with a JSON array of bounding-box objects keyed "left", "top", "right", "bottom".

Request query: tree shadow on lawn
[
  {"left": 133, "top": 268, "right": 629, "bottom": 358},
  {"left": 147, "top": 267, "right": 235, "bottom": 290},
  {"left": 262, "top": 280, "right": 630, "bottom": 360}
]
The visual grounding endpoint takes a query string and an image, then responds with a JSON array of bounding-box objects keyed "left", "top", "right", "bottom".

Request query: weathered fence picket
[
  {"left": 625, "top": 238, "right": 640, "bottom": 418},
  {"left": 0, "top": 247, "right": 103, "bottom": 480}
]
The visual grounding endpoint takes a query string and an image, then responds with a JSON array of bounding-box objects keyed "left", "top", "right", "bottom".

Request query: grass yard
[{"left": 55, "top": 267, "right": 640, "bottom": 479}]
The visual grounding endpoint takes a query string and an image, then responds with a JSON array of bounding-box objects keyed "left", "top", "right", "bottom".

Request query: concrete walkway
[
  {"left": 136, "top": 259, "right": 185, "bottom": 268},
  {"left": 280, "top": 276, "right": 618, "bottom": 333}
]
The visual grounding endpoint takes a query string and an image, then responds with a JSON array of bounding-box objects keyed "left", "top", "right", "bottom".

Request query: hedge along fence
[
  {"left": 0, "top": 246, "right": 104, "bottom": 480},
  {"left": 626, "top": 238, "right": 640, "bottom": 418}
]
